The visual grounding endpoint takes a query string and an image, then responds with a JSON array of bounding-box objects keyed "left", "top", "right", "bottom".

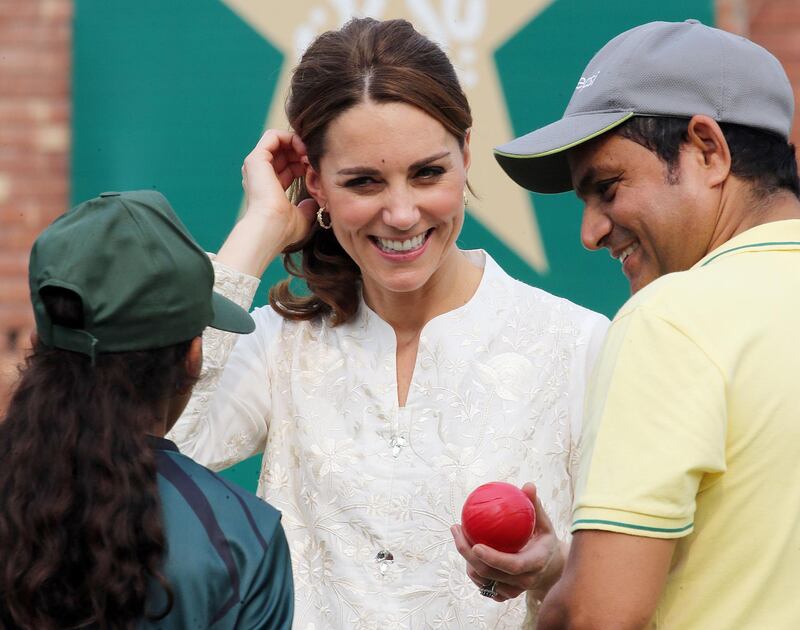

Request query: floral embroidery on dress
[{"left": 168, "top": 250, "right": 609, "bottom": 629}]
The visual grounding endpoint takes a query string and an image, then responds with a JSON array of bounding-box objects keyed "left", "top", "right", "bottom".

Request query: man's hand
[{"left": 451, "top": 483, "right": 566, "bottom": 602}]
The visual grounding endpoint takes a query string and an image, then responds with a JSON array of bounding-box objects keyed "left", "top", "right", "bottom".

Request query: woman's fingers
[
  {"left": 289, "top": 159, "right": 307, "bottom": 180},
  {"left": 453, "top": 483, "right": 567, "bottom": 605},
  {"left": 237, "top": 129, "right": 317, "bottom": 251},
  {"left": 466, "top": 566, "right": 524, "bottom": 603},
  {"left": 290, "top": 131, "right": 308, "bottom": 154},
  {"left": 252, "top": 128, "right": 296, "bottom": 154},
  {"left": 244, "top": 129, "right": 308, "bottom": 192},
  {"left": 523, "top": 482, "right": 555, "bottom": 538},
  {"left": 271, "top": 144, "right": 307, "bottom": 188},
  {"left": 274, "top": 154, "right": 308, "bottom": 190},
  {"left": 493, "top": 583, "right": 525, "bottom": 602}
]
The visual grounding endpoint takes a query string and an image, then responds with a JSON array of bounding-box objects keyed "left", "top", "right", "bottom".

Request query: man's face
[{"left": 568, "top": 133, "right": 716, "bottom": 294}]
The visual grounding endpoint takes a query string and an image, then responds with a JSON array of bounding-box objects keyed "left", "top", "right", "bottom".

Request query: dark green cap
[{"left": 29, "top": 190, "right": 254, "bottom": 361}]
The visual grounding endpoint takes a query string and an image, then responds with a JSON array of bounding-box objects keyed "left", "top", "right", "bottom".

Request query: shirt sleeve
[
  {"left": 236, "top": 520, "right": 295, "bottom": 629},
  {"left": 167, "top": 257, "right": 279, "bottom": 471},
  {"left": 572, "top": 305, "right": 727, "bottom": 538}
]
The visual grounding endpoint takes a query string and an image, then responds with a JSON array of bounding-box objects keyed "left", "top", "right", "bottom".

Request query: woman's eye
[
  {"left": 416, "top": 166, "right": 445, "bottom": 179},
  {"left": 344, "top": 176, "right": 378, "bottom": 188}
]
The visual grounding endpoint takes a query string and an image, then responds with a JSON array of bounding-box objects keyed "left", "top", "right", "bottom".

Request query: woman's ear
[
  {"left": 462, "top": 128, "right": 472, "bottom": 172},
  {"left": 305, "top": 164, "right": 325, "bottom": 208}
]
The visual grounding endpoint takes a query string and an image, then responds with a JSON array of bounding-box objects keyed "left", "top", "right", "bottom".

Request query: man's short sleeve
[{"left": 572, "top": 305, "right": 727, "bottom": 538}]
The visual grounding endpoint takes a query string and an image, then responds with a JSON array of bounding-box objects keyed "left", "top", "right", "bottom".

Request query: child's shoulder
[{"left": 153, "top": 439, "right": 282, "bottom": 542}]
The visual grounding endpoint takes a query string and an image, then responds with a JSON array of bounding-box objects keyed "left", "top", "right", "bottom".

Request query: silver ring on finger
[{"left": 478, "top": 579, "right": 497, "bottom": 598}]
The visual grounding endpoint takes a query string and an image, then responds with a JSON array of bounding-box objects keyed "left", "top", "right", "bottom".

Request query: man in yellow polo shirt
[{"left": 493, "top": 20, "right": 800, "bottom": 628}]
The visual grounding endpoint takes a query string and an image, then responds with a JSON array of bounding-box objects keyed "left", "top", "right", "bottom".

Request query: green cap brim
[
  {"left": 494, "top": 112, "right": 634, "bottom": 194},
  {"left": 210, "top": 292, "right": 255, "bottom": 334}
]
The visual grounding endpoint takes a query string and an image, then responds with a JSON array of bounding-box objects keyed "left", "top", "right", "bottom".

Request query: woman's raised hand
[
  {"left": 241, "top": 129, "right": 318, "bottom": 251},
  {"left": 217, "top": 130, "right": 319, "bottom": 277}
]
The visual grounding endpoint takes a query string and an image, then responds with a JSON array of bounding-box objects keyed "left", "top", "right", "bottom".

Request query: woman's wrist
[
  {"left": 216, "top": 212, "right": 287, "bottom": 278},
  {"left": 531, "top": 538, "right": 568, "bottom": 601}
]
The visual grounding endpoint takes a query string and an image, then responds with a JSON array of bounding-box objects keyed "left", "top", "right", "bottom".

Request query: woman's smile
[{"left": 370, "top": 228, "right": 434, "bottom": 257}]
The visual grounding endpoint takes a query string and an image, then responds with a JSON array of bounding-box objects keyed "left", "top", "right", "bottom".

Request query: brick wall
[
  {"left": 0, "top": 0, "right": 71, "bottom": 411},
  {"left": 718, "top": 0, "right": 800, "bottom": 147},
  {"left": 0, "top": 1, "right": 799, "bottom": 412}
]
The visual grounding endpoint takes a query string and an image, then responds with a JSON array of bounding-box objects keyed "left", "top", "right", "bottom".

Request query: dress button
[
  {"left": 389, "top": 435, "right": 407, "bottom": 457},
  {"left": 375, "top": 549, "right": 394, "bottom": 575}
]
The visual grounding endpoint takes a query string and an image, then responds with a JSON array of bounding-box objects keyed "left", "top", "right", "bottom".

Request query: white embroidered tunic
[{"left": 169, "top": 250, "right": 608, "bottom": 629}]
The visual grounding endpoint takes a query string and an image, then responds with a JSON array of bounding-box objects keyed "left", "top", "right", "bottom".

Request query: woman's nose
[{"left": 382, "top": 192, "right": 421, "bottom": 231}]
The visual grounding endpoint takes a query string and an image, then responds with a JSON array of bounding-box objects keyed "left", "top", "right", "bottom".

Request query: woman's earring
[
  {"left": 317, "top": 206, "right": 332, "bottom": 229},
  {"left": 463, "top": 192, "right": 469, "bottom": 208}
]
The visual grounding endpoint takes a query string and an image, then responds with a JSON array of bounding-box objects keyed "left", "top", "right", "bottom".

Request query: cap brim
[
  {"left": 494, "top": 111, "right": 635, "bottom": 194},
  {"left": 210, "top": 292, "right": 255, "bottom": 334}
]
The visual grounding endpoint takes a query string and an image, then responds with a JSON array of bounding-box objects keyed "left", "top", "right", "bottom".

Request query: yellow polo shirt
[{"left": 573, "top": 220, "right": 800, "bottom": 628}]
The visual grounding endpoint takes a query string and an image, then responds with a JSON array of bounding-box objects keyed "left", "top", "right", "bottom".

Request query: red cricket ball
[{"left": 461, "top": 482, "right": 536, "bottom": 553}]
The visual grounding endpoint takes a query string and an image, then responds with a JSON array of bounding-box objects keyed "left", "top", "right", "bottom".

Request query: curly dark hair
[
  {"left": 269, "top": 17, "right": 472, "bottom": 326},
  {"left": 0, "top": 288, "right": 194, "bottom": 629}
]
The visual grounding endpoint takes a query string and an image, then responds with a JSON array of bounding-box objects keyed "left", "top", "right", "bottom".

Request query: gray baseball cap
[{"left": 494, "top": 19, "right": 795, "bottom": 194}]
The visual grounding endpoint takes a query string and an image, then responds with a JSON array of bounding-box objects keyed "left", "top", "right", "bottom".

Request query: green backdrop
[{"left": 72, "top": 0, "right": 713, "bottom": 491}]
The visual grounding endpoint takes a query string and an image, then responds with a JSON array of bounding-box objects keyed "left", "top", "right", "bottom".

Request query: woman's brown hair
[
  {"left": 269, "top": 17, "right": 473, "bottom": 325},
  {"left": 0, "top": 288, "right": 193, "bottom": 629}
]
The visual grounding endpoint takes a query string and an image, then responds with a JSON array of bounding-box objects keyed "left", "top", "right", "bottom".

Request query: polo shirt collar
[{"left": 694, "top": 219, "right": 800, "bottom": 268}]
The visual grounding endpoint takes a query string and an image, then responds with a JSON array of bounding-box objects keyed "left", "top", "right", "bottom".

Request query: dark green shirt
[{"left": 143, "top": 437, "right": 293, "bottom": 629}]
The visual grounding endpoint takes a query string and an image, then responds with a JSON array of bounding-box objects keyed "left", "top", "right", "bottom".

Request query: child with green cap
[{"left": 0, "top": 190, "right": 293, "bottom": 628}]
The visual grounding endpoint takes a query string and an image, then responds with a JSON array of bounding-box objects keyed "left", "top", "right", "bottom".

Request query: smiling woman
[
  {"left": 271, "top": 17, "right": 475, "bottom": 329},
  {"left": 304, "top": 99, "right": 477, "bottom": 333},
  {"left": 168, "top": 16, "right": 609, "bottom": 629}
]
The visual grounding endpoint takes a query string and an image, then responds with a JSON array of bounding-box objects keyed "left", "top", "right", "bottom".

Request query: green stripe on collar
[{"left": 701, "top": 241, "right": 800, "bottom": 267}]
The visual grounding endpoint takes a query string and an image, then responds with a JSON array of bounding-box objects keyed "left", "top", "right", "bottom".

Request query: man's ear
[{"left": 685, "top": 115, "right": 731, "bottom": 188}]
